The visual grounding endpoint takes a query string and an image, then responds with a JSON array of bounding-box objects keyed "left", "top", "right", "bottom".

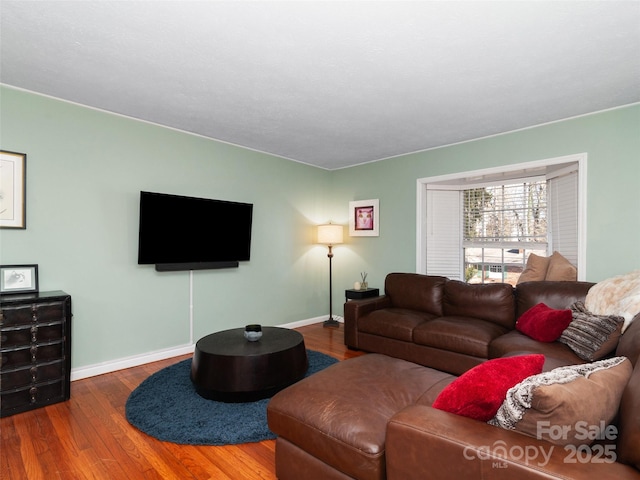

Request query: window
[
  {"left": 417, "top": 154, "right": 586, "bottom": 284},
  {"left": 463, "top": 181, "right": 548, "bottom": 284}
]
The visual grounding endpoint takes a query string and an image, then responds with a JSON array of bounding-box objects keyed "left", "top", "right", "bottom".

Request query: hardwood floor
[{"left": 1, "top": 323, "right": 364, "bottom": 480}]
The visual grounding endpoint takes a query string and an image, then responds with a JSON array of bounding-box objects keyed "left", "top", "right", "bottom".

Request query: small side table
[{"left": 345, "top": 288, "right": 380, "bottom": 302}]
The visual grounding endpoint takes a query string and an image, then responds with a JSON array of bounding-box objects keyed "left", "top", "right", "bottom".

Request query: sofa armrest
[
  {"left": 386, "top": 405, "right": 639, "bottom": 480},
  {"left": 343, "top": 295, "right": 391, "bottom": 348}
]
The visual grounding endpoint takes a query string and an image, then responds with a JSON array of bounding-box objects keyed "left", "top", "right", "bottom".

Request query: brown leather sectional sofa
[{"left": 267, "top": 273, "right": 640, "bottom": 479}]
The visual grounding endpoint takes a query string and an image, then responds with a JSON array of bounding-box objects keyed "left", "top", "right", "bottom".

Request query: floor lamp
[{"left": 317, "top": 223, "right": 344, "bottom": 328}]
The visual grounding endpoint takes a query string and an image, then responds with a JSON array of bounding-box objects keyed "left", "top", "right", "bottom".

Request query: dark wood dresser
[{"left": 0, "top": 291, "right": 72, "bottom": 417}]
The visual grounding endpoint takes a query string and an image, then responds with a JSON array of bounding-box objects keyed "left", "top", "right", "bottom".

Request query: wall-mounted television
[{"left": 137, "top": 191, "right": 253, "bottom": 271}]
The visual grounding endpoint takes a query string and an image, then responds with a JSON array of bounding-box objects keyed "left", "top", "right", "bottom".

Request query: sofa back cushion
[
  {"left": 515, "top": 280, "right": 594, "bottom": 319},
  {"left": 385, "top": 273, "right": 447, "bottom": 316},
  {"left": 443, "top": 281, "right": 515, "bottom": 329}
]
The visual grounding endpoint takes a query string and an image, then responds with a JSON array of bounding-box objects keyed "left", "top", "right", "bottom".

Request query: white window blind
[
  {"left": 462, "top": 181, "right": 547, "bottom": 250},
  {"left": 548, "top": 170, "right": 579, "bottom": 266},
  {"left": 425, "top": 189, "right": 463, "bottom": 280}
]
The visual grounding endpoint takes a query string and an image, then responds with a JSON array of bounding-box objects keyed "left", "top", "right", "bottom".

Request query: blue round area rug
[{"left": 125, "top": 350, "right": 337, "bottom": 445}]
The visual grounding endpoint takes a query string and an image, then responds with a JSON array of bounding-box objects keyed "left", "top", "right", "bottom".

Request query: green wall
[
  {"left": 0, "top": 86, "right": 333, "bottom": 370},
  {"left": 333, "top": 104, "right": 640, "bottom": 291},
  {"left": 1, "top": 85, "right": 638, "bottom": 373}
]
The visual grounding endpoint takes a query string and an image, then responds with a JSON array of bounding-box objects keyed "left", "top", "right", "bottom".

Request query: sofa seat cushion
[
  {"left": 267, "top": 354, "right": 454, "bottom": 480},
  {"left": 413, "top": 316, "right": 509, "bottom": 358},
  {"left": 489, "top": 330, "right": 585, "bottom": 370},
  {"left": 359, "top": 308, "right": 437, "bottom": 342}
]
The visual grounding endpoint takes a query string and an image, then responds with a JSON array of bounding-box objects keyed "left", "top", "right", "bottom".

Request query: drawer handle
[
  {"left": 30, "top": 366, "right": 38, "bottom": 381},
  {"left": 31, "top": 326, "right": 38, "bottom": 343},
  {"left": 30, "top": 386, "right": 38, "bottom": 403}
]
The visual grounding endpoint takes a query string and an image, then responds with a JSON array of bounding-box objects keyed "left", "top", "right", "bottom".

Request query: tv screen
[{"left": 137, "top": 191, "right": 253, "bottom": 269}]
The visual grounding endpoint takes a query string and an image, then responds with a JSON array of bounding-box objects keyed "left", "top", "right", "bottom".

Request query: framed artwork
[
  {"left": 349, "top": 199, "right": 379, "bottom": 237},
  {"left": 0, "top": 150, "right": 27, "bottom": 229},
  {"left": 0, "top": 264, "right": 39, "bottom": 294}
]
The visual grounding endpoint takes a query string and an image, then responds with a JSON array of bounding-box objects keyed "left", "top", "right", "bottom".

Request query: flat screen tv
[{"left": 137, "top": 191, "right": 253, "bottom": 271}]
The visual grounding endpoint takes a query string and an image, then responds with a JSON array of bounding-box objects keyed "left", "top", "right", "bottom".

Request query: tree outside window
[{"left": 463, "top": 181, "right": 547, "bottom": 285}]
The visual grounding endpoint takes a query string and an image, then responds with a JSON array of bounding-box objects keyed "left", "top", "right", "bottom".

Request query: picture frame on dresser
[
  {"left": 0, "top": 264, "right": 39, "bottom": 294},
  {"left": 0, "top": 150, "right": 27, "bottom": 229}
]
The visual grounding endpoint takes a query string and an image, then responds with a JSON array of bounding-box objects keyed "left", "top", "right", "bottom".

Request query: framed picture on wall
[
  {"left": 349, "top": 199, "right": 379, "bottom": 237},
  {"left": 0, "top": 150, "right": 27, "bottom": 229},
  {"left": 0, "top": 264, "right": 39, "bottom": 294}
]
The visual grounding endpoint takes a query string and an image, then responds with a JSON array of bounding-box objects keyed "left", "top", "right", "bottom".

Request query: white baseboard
[
  {"left": 278, "top": 315, "right": 343, "bottom": 329},
  {"left": 70, "top": 343, "right": 196, "bottom": 381},
  {"left": 69, "top": 316, "right": 342, "bottom": 381}
]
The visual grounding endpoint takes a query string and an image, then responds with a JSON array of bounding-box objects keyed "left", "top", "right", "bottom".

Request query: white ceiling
[{"left": 1, "top": 1, "right": 639, "bottom": 170}]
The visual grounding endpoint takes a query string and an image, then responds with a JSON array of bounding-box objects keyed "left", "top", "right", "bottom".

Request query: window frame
[{"left": 416, "top": 153, "right": 587, "bottom": 281}]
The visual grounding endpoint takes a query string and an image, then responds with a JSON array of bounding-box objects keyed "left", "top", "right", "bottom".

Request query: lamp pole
[
  {"left": 317, "top": 223, "right": 343, "bottom": 328},
  {"left": 324, "top": 244, "right": 339, "bottom": 327}
]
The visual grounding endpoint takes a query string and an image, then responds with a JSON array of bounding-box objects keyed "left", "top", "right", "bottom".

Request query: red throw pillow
[
  {"left": 516, "top": 303, "right": 573, "bottom": 342},
  {"left": 432, "top": 354, "right": 545, "bottom": 421}
]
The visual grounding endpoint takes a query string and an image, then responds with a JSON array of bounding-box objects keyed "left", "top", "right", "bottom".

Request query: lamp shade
[{"left": 317, "top": 224, "right": 344, "bottom": 245}]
